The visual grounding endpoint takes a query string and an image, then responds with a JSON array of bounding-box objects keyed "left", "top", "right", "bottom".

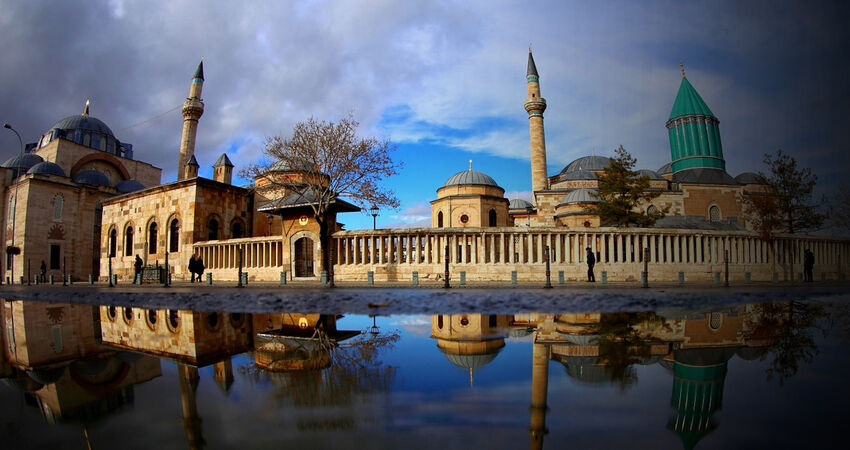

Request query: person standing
[
  {"left": 188, "top": 254, "right": 197, "bottom": 283},
  {"left": 40, "top": 260, "right": 47, "bottom": 283},
  {"left": 586, "top": 247, "right": 595, "bottom": 282},
  {"left": 134, "top": 254, "right": 143, "bottom": 284},
  {"left": 804, "top": 249, "right": 814, "bottom": 282},
  {"left": 195, "top": 255, "right": 205, "bottom": 283}
]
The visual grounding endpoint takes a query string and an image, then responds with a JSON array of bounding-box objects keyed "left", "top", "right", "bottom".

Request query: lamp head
[{"left": 3, "top": 123, "right": 11, "bottom": 129}]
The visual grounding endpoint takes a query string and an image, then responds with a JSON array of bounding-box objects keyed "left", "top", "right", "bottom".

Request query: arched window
[
  {"left": 124, "top": 226, "right": 134, "bottom": 256},
  {"left": 489, "top": 209, "right": 497, "bottom": 227},
  {"left": 231, "top": 221, "right": 243, "bottom": 239},
  {"left": 169, "top": 219, "right": 179, "bottom": 253},
  {"left": 709, "top": 205, "right": 721, "bottom": 222},
  {"left": 148, "top": 222, "right": 158, "bottom": 254},
  {"left": 53, "top": 195, "right": 63, "bottom": 221},
  {"left": 109, "top": 229, "right": 117, "bottom": 257},
  {"left": 208, "top": 219, "right": 219, "bottom": 240},
  {"left": 437, "top": 211, "right": 443, "bottom": 228}
]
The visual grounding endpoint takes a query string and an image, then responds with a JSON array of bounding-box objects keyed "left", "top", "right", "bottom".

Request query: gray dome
[
  {"left": 26, "top": 161, "right": 66, "bottom": 177},
  {"left": 443, "top": 351, "right": 501, "bottom": 369},
  {"left": 269, "top": 159, "right": 315, "bottom": 172},
  {"left": 443, "top": 169, "right": 500, "bottom": 188},
  {"left": 558, "top": 169, "right": 597, "bottom": 181},
  {"left": 734, "top": 172, "right": 762, "bottom": 184},
  {"left": 2, "top": 153, "right": 43, "bottom": 170},
  {"left": 27, "top": 367, "right": 65, "bottom": 385},
  {"left": 115, "top": 179, "right": 145, "bottom": 193},
  {"left": 560, "top": 188, "right": 599, "bottom": 205},
  {"left": 638, "top": 169, "right": 664, "bottom": 180},
  {"left": 72, "top": 169, "right": 111, "bottom": 187},
  {"left": 559, "top": 356, "right": 611, "bottom": 384},
  {"left": 657, "top": 162, "right": 673, "bottom": 175},
  {"left": 509, "top": 198, "right": 534, "bottom": 210},
  {"left": 50, "top": 114, "right": 114, "bottom": 137},
  {"left": 560, "top": 156, "right": 612, "bottom": 174}
]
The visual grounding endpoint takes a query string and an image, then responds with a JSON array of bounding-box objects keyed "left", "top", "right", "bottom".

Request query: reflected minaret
[
  {"left": 528, "top": 337, "right": 550, "bottom": 450},
  {"left": 213, "top": 358, "right": 234, "bottom": 394},
  {"left": 178, "top": 364, "right": 204, "bottom": 450}
]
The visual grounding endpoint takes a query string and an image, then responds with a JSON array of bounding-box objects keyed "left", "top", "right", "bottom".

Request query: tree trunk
[{"left": 317, "top": 214, "right": 329, "bottom": 284}]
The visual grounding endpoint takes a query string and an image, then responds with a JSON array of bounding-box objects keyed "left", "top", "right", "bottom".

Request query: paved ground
[{"left": 0, "top": 280, "right": 846, "bottom": 314}]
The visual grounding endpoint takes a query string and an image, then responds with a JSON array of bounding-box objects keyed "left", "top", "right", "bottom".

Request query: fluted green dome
[{"left": 666, "top": 76, "right": 726, "bottom": 173}]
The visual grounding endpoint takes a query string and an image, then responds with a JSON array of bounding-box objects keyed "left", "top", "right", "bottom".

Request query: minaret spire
[
  {"left": 524, "top": 49, "right": 549, "bottom": 195},
  {"left": 177, "top": 59, "right": 205, "bottom": 181},
  {"left": 680, "top": 61, "right": 685, "bottom": 78},
  {"left": 82, "top": 99, "right": 90, "bottom": 116}
]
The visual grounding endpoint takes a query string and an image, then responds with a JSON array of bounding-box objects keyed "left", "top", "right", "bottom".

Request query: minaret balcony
[{"left": 524, "top": 97, "right": 547, "bottom": 114}]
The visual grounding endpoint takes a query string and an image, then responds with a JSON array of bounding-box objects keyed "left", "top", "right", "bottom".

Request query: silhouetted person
[
  {"left": 39, "top": 260, "right": 46, "bottom": 282},
  {"left": 586, "top": 247, "right": 595, "bottom": 282},
  {"left": 195, "top": 256, "right": 205, "bottom": 282},
  {"left": 134, "top": 255, "right": 143, "bottom": 284},
  {"left": 188, "top": 255, "right": 197, "bottom": 283},
  {"left": 804, "top": 249, "right": 814, "bottom": 282}
]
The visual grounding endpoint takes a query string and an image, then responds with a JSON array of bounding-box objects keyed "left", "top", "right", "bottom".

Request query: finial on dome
[
  {"left": 82, "top": 99, "right": 90, "bottom": 116},
  {"left": 468, "top": 159, "right": 472, "bottom": 171},
  {"left": 680, "top": 61, "right": 685, "bottom": 78}
]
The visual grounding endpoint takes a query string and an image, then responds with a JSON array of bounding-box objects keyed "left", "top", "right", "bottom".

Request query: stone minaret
[
  {"left": 524, "top": 50, "right": 549, "bottom": 194},
  {"left": 213, "top": 153, "right": 233, "bottom": 185},
  {"left": 177, "top": 60, "right": 205, "bottom": 181}
]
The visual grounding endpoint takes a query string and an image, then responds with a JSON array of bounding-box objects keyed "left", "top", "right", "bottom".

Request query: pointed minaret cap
[
  {"left": 193, "top": 58, "right": 204, "bottom": 81},
  {"left": 186, "top": 154, "right": 199, "bottom": 167},
  {"left": 527, "top": 48, "right": 539, "bottom": 77},
  {"left": 82, "top": 99, "right": 90, "bottom": 116},
  {"left": 213, "top": 153, "right": 233, "bottom": 167}
]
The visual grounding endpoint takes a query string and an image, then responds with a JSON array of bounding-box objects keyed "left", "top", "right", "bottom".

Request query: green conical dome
[{"left": 668, "top": 77, "right": 715, "bottom": 121}]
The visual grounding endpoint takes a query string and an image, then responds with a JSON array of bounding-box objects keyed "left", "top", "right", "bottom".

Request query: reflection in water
[{"left": 0, "top": 297, "right": 836, "bottom": 449}]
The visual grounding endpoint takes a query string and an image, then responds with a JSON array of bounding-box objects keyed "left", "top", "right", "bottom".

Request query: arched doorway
[{"left": 293, "top": 237, "right": 314, "bottom": 278}]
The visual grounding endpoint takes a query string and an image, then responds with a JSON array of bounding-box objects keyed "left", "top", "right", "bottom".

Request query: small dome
[
  {"left": 443, "top": 169, "right": 500, "bottom": 188},
  {"left": 657, "top": 162, "right": 672, "bottom": 175},
  {"left": 269, "top": 159, "right": 315, "bottom": 172},
  {"left": 560, "top": 156, "right": 612, "bottom": 174},
  {"left": 558, "top": 169, "right": 597, "bottom": 181},
  {"left": 115, "top": 179, "right": 145, "bottom": 193},
  {"left": 734, "top": 172, "right": 762, "bottom": 184},
  {"left": 637, "top": 169, "right": 664, "bottom": 180},
  {"left": 560, "top": 188, "right": 599, "bottom": 205},
  {"left": 26, "top": 161, "right": 66, "bottom": 177},
  {"left": 50, "top": 114, "right": 115, "bottom": 137},
  {"left": 72, "top": 169, "right": 111, "bottom": 187},
  {"left": 509, "top": 198, "right": 534, "bottom": 210},
  {"left": 443, "top": 351, "right": 501, "bottom": 369},
  {"left": 2, "top": 153, "right": 43, "bottom": 170}
]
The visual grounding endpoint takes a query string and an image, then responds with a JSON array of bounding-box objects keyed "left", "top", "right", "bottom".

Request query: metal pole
[
  {"left": 164, "top": 251, "right": 170, "bottom": 287},
  {"left": 724, "top": 250, "right": 729, "bottom": 287},
  {"left": 372, "top": 215, "right": 376, "bottom": 230},
  {"left": 4, "top": 124, "right": 23, "bottom": 287},
  {"left": 544, "top": 246, "right": 552, "bottom": 288},
  {"left": 443, "top": 244, "right": 450, "bottom": 289},
  {"left": 329, "top": 247, "right": 335, "bottom": 288},
  {"left": 27, "top": 259, "right": 31, "bottom": 286},
  {"left": 237, "top": 247, "right": 243, "bottom": 288},
  {"left": 108, "top": 256, "right": 113, "bottom": 287},
  {"left": 643, "top": 248, "right": 649, "bottom": 288},
  {"left": 62, "top": 256, "right": 67, "bottom": 286}
]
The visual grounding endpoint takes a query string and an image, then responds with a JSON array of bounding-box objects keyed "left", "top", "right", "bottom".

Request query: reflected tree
[{"left": 594, "top": 312, "right": 670, "bottom": 390}]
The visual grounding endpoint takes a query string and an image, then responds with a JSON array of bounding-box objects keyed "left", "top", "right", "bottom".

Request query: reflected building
[{"left": 431, "top": 314, "right": 513, "bottom": 386}]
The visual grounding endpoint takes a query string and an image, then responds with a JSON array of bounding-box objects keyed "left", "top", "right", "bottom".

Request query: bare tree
[
  {"left": 758, "top": 149, "right": 824, "bottom": 235},
  {"left": 243, "top": 115, "right": 401, "bottom": 280}
]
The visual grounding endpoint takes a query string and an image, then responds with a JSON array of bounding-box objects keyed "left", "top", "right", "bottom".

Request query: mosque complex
[{"left": 1, "top": 52, "right": 847, "bottom": 284}]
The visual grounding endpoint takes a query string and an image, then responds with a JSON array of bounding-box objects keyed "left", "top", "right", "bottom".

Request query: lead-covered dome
[
  {"left": 115, "top": 179, "right": 145, "bottom": 193},
  {"left": 72, "top": 169, "right": 111, "bottom": 187},
  {"left": 560, "top": 156, "right": 611, "bottom": 174},
  {"left": 638, "top": 169, "right": 664, "bottom": 180},
  {"left": 50, "top": 115, "right": 115, "bottom": 137},
  {"left": 657, "top": 162, "right": 673, "bottom": 175},
  {"left": 443, "top": 169, "right": 500, "bottom": 188},
  {"left": 558, "top": 169, "right": 597, "bottom": 181},
  {"left": 734, "top": 172, "right": 762, "bottom": 184},
  {"left": 559, "top": 188, "right": 599, "bottom": 205},
  {"left": 2, "top": 153, "right": 43, "bottom": 170},
  {"left": 26, "top": 161, "right": 66, "bottom": 177},
  {"left": 509, "top": 198, "right": 534, "bottom": 210}
]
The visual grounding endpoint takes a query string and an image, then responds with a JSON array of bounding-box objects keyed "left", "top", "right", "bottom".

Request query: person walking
[
  {"left": 188, "top": 255, "right": 197, "bottom": 283},
  {"left": 586, "top": 247, "right": 596, "bottom": 282},
  {"left": 134, "top": 254, "right": 143, "bottom": 284},
  {"left": 804, "top": 249, "right": 814, "bottom": 282},
  {"left": 195, "top": 255, "right": 205, "bottom": 283},
  {"left": 39, "top": 260, "right": 47, "bottom": 283}
]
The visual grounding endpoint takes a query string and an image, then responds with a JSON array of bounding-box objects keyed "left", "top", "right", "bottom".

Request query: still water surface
[{"left": 1, "top": 298, "right": 847, "bottom": 449}]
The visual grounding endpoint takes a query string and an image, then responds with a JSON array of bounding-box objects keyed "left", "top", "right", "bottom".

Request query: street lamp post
[
  {"left": 4, "top": 124, "right": 24, "bottom": 285},
  {"left": 369, "top": 204, "right": 379, "bottom": 230}
]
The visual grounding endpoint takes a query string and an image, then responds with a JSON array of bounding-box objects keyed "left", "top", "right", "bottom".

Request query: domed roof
[
  {"left": 657, "top": 162, "right": 673, "bottom": 175},
  {"left": 559, "top": 169, "right": 597, "bottom": 180},
  {"left": 443, "top": 351, "right": 501, "bottom": 369},
  {"left": 115, "top": 179, "right": 145, "bottom": 193},
  {"left": 2, "top": 153, "right": 43, "bottom": 170},
  {"left": 72, "top": 169, "right": 111, "bottom": 187},
  {"left": 734, "top": 172, "right": 762, "bottom": 184},
  {"left": 560, "top": 156, "right": 612, "bottom": 174},
  {"left": 269, "top": 159, "right": 315, "bottom": 172},
  {"left": 27, "top": 367, "right": 65, "bottom": 385},
  {"left": 509, "top": 198, "right": 534, "bottom": 210},
  {"left": 443, "top": 169, "right": 500, "bottom": 188},
  {"left": 26, "top": 161, "right": 66, "bottom": 177},
  {"left": 559, "top": 356, "right": 612, "bottom": 384},
  {"left": 638, "top": 169, "right": 664, "bottom": 180},
  {"left": 50, "top": 114, "right": 114, "bottom": 137},
  {"left": 560, "top": 188, "right": 599, "bottom": 205}
]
